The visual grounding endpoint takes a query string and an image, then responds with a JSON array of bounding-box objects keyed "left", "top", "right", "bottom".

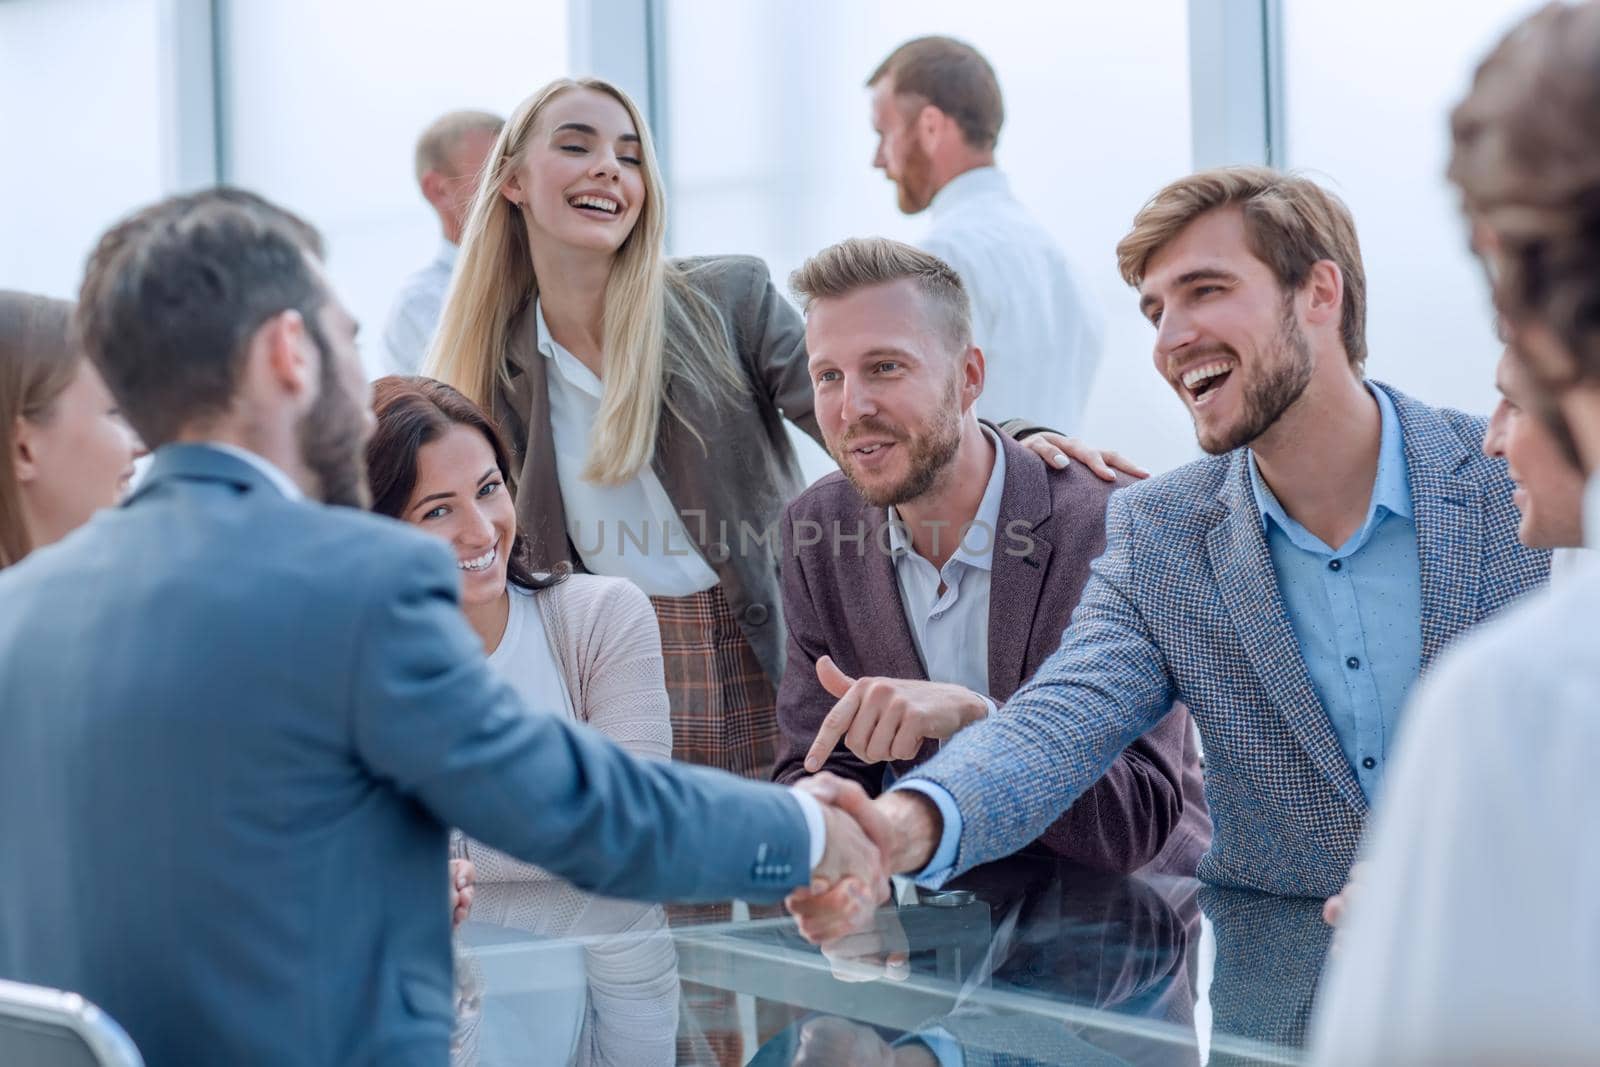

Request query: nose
[
  {"left": 462, "top": 500, "right": 497, "bottom": 548},
  {"left": 872, "top": 139, "right": 887, "bottom": 171},
  {"left": 1153, "top": 304, "right": 1198, "bottom": 367},
  {"left": 840, "top": 375, "right": 878, "bottom": 423},
  {"left": 591, "top": 149, "right": 621, "bottom": 182}
]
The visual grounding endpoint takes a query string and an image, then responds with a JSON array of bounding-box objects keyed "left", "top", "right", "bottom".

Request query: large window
[
  {"left": 219, "top": 0, "right": 569, "bottom": 376},
  {"left": 0, "top": 0, "right": 171, "bottom": 299},
  {"left": 1281, "top": 0, "right": 1546, "bottom": 416},
  {"left": 662, "top": 1, "right": 1198, "bottom": 477}
]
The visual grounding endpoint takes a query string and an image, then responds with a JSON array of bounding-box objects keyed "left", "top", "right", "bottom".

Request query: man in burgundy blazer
[{"left": 774, "top": 237, "right": 1210, "bottom": 878}]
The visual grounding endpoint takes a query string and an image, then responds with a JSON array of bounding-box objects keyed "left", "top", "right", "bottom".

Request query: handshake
[{"left": 788, "top": 772, "right": 943, "bottom": 943}]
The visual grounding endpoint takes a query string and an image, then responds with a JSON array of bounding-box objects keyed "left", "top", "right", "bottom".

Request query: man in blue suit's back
[{"left": 0, "top": 191, "right": 885, "bottom": 1065}]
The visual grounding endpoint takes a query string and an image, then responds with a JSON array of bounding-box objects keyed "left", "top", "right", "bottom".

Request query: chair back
[{"left": 0, "top": 979, "right": 143, "bottom": 1067}]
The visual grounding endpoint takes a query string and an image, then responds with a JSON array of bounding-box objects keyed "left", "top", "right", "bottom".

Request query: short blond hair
[
  {"left": 789, "top": 237, "right": 972, "bottom": 352},
  {"left": 414, "top": 109, "right": 504, "bottom": 185},
  {"left": 1116, "top": 166, "right": 1368, "bottom": 367}
]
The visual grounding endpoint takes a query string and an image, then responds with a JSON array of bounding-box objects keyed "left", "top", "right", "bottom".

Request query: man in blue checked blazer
[{"left": 788, "top": 167, "right": 1549, "bottom": 934}]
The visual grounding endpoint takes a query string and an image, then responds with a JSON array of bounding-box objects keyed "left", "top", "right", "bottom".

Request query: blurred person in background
[
  {"left": 868, "top": 36, "right": 1105, "bottom": 431},
  {"left": 0, "top": 289, "right": 141, "bottom": 570},
  {"left": 1311, "top": 4, "right": 1600, "bottom": 1061},
  {"left": 385, "top": 110, "right": 504, "bottom": 374}
]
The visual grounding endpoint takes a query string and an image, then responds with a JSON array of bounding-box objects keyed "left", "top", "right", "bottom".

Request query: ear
[
  {"left": 500, "top": 171, "right": 525, "bottom": 209},
  {"left": 1302, "top": 260, "right": 1345, "bottom": 332},
  {"left": 253, "top": 310, "right": 316, "bottom": 404},
  {"left": 961, "top": 345, "right": 986, "bottom": 411},
  {"left": 12, "top": 415, "right": 40, "bottom": 485},
  {"left": 419, "top": 169, "right": 449, "bottom": 211},
  {"left": 915, "top": 103, "right": 945, "bottom": 151}
]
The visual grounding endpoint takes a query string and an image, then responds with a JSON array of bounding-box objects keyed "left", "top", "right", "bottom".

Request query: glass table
[{"left": 452, "top": 852, "right": 1334, "bottom": 1065}]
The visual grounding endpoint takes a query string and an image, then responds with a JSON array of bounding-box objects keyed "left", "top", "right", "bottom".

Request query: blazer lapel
[
  {"left": 498, "top": 303, "right": 573, "bottom": 570},
  {"left": 987, "top": 436, "right": 1053, "bottom": 698},
  {"left": 1207, "top": 453, "right": 1367, "bottom": 815},
  {"left": 1382, "top": 384, "right": 1484, "bottom": 668}
]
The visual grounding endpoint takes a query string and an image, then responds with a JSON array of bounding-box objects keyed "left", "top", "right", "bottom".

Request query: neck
[
  {"left": 1249, "top": 362, "right": 1380, "bottom": 549},
  {"left": 463, "top": 587, "right": 512, "bottom": 653},
  {"left": 17, "top": 500, "right": 64, "bottom": 557},
  {"left": 931, "top": 155, "right": 996, "bottom": 198},
  {"left": 896, "top": 417, "right": 993, "bottom": 571},
  {"left": 529, "top": 231, "right": 613, "bottom": 374},
  {"left": 176, "top": 423, "right": 320, "bottom": 499}
]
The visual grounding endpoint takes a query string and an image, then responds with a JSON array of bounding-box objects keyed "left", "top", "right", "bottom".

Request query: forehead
[
  {"left": 806, "top": 279, "right": 937, "bottom": 361},
  {"left": 538, "top": 87, "right": 637, "bottom": 138},
  {"left": 1138, "top": 206, "right": 1270, "bottom": 295}
]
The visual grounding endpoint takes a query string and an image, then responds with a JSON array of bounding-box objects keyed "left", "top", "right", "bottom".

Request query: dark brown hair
[
  {"left": 1116, "top": 166, "right": 1368, "bottom": 368},
  {"left": 0, "top": 292, "right": 79, "bottom": 568},
  {"left": 75, "top": 188, "right": 326, "bottom": 449},
  {"left": 868, "top": 36, "right": 1004, "bottom": 152},
  {"left": 1450, "top": 1, "right": 1600, "bottom": 387},
  {"left": 366, "top": 376, "right": 559, "bottom": 591}
]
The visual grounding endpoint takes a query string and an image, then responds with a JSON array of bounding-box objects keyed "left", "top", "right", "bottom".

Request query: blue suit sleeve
[{"left": 349, "top": 537, "right": 812, "bottom": 903}]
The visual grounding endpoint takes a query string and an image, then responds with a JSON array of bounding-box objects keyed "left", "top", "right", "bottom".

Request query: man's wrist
[{"left": 878, "top": 790, "right": 941, "bottom": 874}]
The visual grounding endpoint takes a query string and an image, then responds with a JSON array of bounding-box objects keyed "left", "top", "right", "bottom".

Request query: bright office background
[{"left": 0, "top": 0, "right": 1543, "bottom": 478}]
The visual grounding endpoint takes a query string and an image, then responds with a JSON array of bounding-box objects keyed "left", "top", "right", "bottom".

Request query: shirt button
[
  {"left": 743, "top": 603, "right": 769, "bottom": 626},
  {"left": 1328, "top": 559, "right": 1342, "bottom": 572},
  {"left": 1362, "top": 757, "right": 1377, "bottom": 770},
  {"left": 1346, "top": 656, "right": 1361, "bottom": 670}
]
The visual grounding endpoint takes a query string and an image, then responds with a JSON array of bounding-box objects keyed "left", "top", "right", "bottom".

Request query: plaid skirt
[{"left": 649, "top": 585, "right": 778, "bottom": 781}]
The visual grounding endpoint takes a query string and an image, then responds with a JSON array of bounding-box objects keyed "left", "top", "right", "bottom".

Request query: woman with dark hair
[
  {"left": 1, "top": 290, "right": 141, "bottom": 569},
  {"left": 366, "top": 375, "right": 677, "bottom": 1065}
]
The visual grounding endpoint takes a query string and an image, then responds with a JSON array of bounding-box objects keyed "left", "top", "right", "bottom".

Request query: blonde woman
[
  {"left": 427, "top": 77, "right": 1126, "bottom": 789},
  {"left": 0, "top": 291, "right": 141, "bottom": 570}
]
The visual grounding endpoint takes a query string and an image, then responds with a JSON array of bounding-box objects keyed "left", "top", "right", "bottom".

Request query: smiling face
[
  {"left": 1483, "top": 345, "right": 1586, "bottom": 548},
  {"left": 500, "top": 87, "right": 647, "bottom": 256},
  {"left": 1138, "top": 207, "right": 1318, "bottom": 455},
  {"left": 807, "top": 278, "right": 978, "bottom": 507},
  {"left": 402, "top": 424, "right": 516, "bottom": 607}
]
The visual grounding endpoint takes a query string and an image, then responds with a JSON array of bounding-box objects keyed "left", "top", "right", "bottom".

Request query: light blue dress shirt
[
  {"left": 895, "top": 383, "right": 1423, "bottom": 884},
  {"left": 1248, "top": 383, "right": 1421, "bottom": 803}
]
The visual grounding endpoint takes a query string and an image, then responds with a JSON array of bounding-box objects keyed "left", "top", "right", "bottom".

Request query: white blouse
[
  {"left": 484, "top": 584, "right": 575, "bottom": 721},
  {"left": 535, "top": 301, "right": 720, "bottom": 598}
]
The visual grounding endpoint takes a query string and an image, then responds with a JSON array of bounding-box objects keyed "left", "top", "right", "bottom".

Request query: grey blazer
[
  {"left": 494, "top": 255, "right": 819, "bottom": 684},
  {"left": 0, "top": 445, "right": 811, "bottom": 1066},
  {"left": 905, "top": 384, "right": 1551, "bottom": 898}
]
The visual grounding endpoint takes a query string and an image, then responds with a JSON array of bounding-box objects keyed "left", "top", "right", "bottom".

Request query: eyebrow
[
  {"left": 553, "top": 122, "right": 641, "bottom": 143},
  {"left": 1138, "top": 267, "right": 1241, "bottom": 316}
]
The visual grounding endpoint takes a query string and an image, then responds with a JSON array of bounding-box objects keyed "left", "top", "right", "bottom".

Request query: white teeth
[
  {"left": 1181, "top": 361, "right": 1234, "bottom": 390},
  {"left": 458, "top": 548, "right": 496, "bottom": 573},
  {"left": 569, "top": 194, "right": 620, "bottom": 214}
]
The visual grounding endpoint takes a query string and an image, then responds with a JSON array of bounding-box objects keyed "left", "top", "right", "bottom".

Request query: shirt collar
[
  {"left": 1248, "top": 381, "right": 1412, "bottom": 544},
  {"left": 886, "top": 423, "right": 1007, "bottom": 571},
  {"left": 928, "top": 166, "right": 1008, "bottom": 222},
  {"left": 201, "top": 442, "right": 305, "bottom": 501}
]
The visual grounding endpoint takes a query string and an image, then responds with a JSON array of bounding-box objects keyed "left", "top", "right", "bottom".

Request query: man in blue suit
[
  {"left": 790, "top": 167, "right": 1549, "bottom": 938},
  {"left": 0, "top": 190, "right": 887, "bottom": 1065}
]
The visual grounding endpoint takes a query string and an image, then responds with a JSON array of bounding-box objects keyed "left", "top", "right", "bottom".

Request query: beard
[
  {"left": 895, "top": 136, "right": 937, "bottom": 215},
  {"left": 1195, "top": 301, "right": 1315, "bottom": 455},
  {"left": 298, "top": 319, "right": 372, "bottom": 509},
  {"left": 830, "top": 375, "right": 963, "bottom": 507}
]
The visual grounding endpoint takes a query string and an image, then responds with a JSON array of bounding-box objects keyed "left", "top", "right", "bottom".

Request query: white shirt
[
  {"left": 485, "top": 584, "right": 576, "bottom": 722},
  {"left": 1307, "top": 477, "right": 1600, "bottom": 1065},
  {"left": 886, "top": 426, "right": 1006, "bottom": 735},
  {"left": 535, "top": 301, "right": 720, "bottom": 597},
  {"left": 382, "top": 239, "right": 457, "bottom": 375},
  {"left": 921, "top": 167, "right": 1105, "bottom": 432}
]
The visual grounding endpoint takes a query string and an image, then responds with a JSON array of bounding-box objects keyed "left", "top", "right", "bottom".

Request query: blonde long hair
[{"left": 425, "top": 77, "right": 745, "bottom": 485}]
